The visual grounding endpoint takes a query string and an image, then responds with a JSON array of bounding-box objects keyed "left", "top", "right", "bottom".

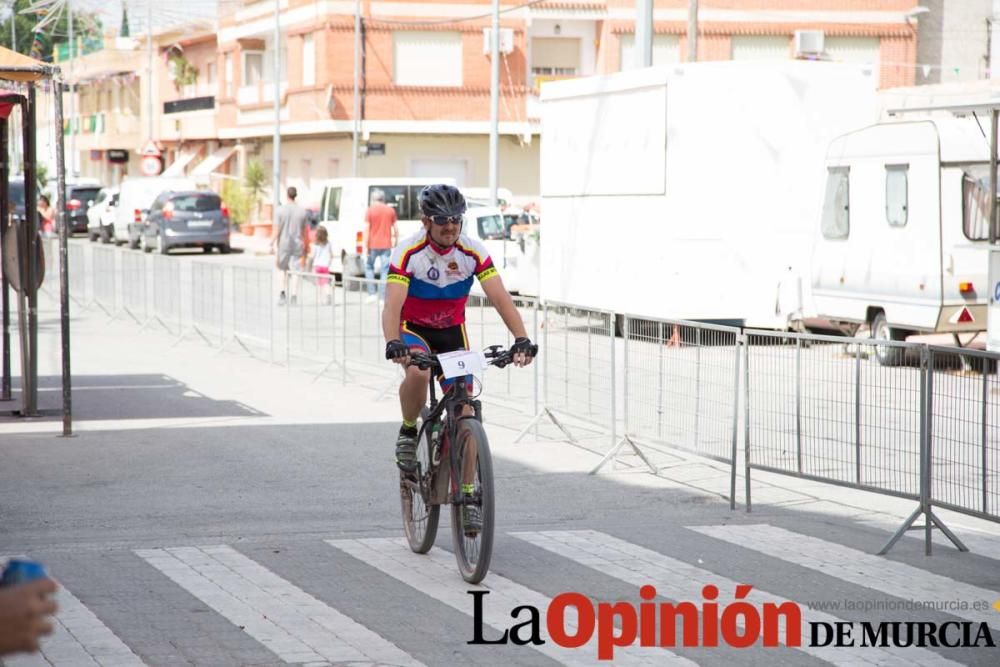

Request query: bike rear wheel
[
  {"left": 400, "top": 422, "right": 440, "bottom": 554},
  {"left": 451, "top": 419, "right": 495, "bottom": 584}
]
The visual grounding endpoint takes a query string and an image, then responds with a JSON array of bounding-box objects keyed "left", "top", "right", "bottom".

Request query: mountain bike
[{"left": 398, "top": 344, "right": 528, "bottom": 584}]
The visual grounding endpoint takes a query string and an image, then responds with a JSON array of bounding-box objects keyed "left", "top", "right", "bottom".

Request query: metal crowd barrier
[
  {"left": 925, "top": 345, "right": 1000, "bottom": 525},
  {"left": 120, "top": 252, "right": 147, "bottom": 325},
  {"left": 465, "top": 293, "right": 539, "bottom": 429},
  {"left": 518, "top": 302, "right": 617, "bottom": 451},
  {"left": 744, "top": 330, "right": 925, "bottom": 507},
  {"left": 622, "top": 316, "right": 742, "bottom": 502},
  {"left": 68, "top": 243, "right": 86, "bottom": 306},
  {"left": 341, "top": 276, "right": 390, "bottom": 383},
  {"left": 231, "top": 265, "right": 273, "bottom": 359},
  {"left": 283, "top": 269, "right": 338, "bottom": 374},
  {"left": 91, "top": 246, "right": 116, "bottom": 316},
  {"left": 190, "top": 262, "right": 225, "bottom": 347},
  {"left": 150, "top": 254, "right": 182, "bottom": 336}
]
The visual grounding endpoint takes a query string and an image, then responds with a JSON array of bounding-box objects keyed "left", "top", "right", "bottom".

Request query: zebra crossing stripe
[
  {"left": 690, "top": 524, "right": 1000, "bottom": 631},
  {"left": 135, "top": 545, "right": 424, "bottom": 666},
  {"left": 2, "top": 581, "right": 145, "bottom": 667},
  {"left": 511, "top": 530, "right": 961, "bottom": 666},
  {"left": 327, "top": 537, "right": 696, "bottom": 666}
]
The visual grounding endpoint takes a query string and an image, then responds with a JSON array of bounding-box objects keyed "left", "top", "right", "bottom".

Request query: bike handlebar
[{"left": 408, "top": 343, "right": 537, "bottom": 372}]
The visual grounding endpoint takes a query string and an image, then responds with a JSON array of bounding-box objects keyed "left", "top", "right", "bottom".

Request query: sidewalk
[
  {"left": 230, "top": 229, "right": 273, "bottom": 256},
  {"left": 5, "top": 290, "right": 1000, "bottom": 558}
]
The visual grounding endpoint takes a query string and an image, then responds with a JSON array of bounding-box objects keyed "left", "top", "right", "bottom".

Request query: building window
[
  {"left": 821, "top": 167, "right": 850, "bottom": 240},
  {"left": 393, "top": 31, "right": 463, "bottom": 87},
  {"left": 206, "top": 62, "right": 216, "bottom": 86},
  {"left": 243, "top": 51, "right": 264, "bottom": 86},
  {"left": 264, "top": 34, "right": 288, "bottom": 82},
  {"left": 301, "top": 158, "right": 311, "bottom": 191},
  {"left": 224, "top": 53, "right": 233, "bottom": 96},
  {"left": 619, "top": 34, "right": 680, "bottom": 71},
  {"left": 328, "top": 158, "right": 339, "bottom": 178},
  {"left": 531, "top": 37, "right": 580, "bottom": 84},
  {"left": 302, "top": 33, "right": 316, "bottom": 87},
  {"left": 885, "top": 164, "right": 908, "bottom": 227},
  {"left": 731, "top": 35, "right": 790, "bottom": 61},
  {"left": 825, "top": 36, "right": 880, "bottom": 69}
]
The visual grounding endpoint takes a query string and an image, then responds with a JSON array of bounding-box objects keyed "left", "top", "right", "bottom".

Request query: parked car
[
  {"left": 113, "top": 177, "right": 197, "bottom": 247},
  {"left": 86, "top": 187, "right": 119, "bottom": 243},
  {"left": 141, "top": 190, "right": 231, "bottom": 255},
  {"left": 47, "top": 178, "right": 102, "bottom": 234}
]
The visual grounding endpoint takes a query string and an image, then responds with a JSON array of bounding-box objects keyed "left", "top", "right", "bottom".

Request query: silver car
[{"left": 141, "top": 190, "right": 231, "bottom": 255}]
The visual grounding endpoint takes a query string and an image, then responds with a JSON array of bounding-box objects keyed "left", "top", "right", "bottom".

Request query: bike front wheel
[
  {"left": 400, "top": 423, "right": 440, "bottom": 554},
  {"left": 451, "top": 419, "right": 495, "bottom": 584}
]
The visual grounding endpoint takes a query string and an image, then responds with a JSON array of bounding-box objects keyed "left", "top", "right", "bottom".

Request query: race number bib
[{"left": 437, "top": 350, "right": 486, "bottom": 379}]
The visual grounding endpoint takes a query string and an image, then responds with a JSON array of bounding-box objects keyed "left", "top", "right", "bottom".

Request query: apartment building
[{"left": 47, "top": 0, "right": 923, "bottom": 204}]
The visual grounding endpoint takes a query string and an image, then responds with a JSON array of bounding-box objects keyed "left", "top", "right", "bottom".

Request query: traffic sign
[
  {"left": 140, "top": 140, "right": 161, "bottom": 157},
  {"left": 140, "top": 154, "right": 162, "bottom": 176}
]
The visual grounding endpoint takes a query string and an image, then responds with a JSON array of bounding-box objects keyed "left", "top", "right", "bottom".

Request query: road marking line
[
  {"left": 690, "top": 524, "right": 1000, "bottom": 631},
  {"left": 326, "top": 537, "right": 695, "bottom": 666},
  {"left": 0, "top": 557, "right": 144, "bottom": 667},
  {"left": 512, "top": 530, "right": 960, "bottom": 666},
  {"left": 135, "top": 545, "right": 423, "bottom": 666}
]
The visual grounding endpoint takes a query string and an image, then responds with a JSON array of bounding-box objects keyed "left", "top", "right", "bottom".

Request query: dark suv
[
  {"left": 142, "top": 190, "right": 231, "bottom": 255},
  {"left": 63, "top": 184, "right": 102, "bottom": 234}
]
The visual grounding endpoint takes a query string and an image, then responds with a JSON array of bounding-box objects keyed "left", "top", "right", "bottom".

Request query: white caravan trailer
[
  {"left": 539, "top": 60, "right": 877, "bottom": 328},
  {"left": 811, "top": 118, "right": 989, "bottom": 364}
]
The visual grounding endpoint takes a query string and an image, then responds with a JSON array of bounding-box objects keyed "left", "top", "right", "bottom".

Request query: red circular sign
[{"left": 140, "top": 155, "right": 162, "bottom": 176}]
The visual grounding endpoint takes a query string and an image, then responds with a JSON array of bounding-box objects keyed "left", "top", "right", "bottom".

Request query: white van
[
  {"left": 811, "top": 118, "right": 990, "bottom": 364},
  {"left": 465, "top": 205, "right": 537, "bottom": 296},
  {"left": 316, "top": 177, "right": 456, "bottom": 276},
  {"left": 112, "top": 177, "right": 197, "bottom": 247}
]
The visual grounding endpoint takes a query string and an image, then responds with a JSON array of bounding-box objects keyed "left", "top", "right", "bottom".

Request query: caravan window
[
  {"left": 370, "top": 186, "right": 409, "bottom": 218},
  {"left": 962, "top": 166, "right": 991, "bottom": 241},
  {"left": 821, "top": 167, "right": 850, "bottom": 240},
  {"left": 322, "top": 187, "right": 342, "bottom": 221},
  {"left": 885, "top": 165, "right": 908, "bottom": 227}
]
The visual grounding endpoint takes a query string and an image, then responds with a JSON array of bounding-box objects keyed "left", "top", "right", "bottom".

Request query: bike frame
[{"left": 418, "top": 375, "right": 481, "bottom": 508}]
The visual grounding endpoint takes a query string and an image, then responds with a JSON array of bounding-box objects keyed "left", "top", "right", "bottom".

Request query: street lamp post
[{"left": 273, "top": 0, "right": 281, "bottom": 214}]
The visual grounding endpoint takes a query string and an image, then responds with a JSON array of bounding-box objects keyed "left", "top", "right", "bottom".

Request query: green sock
[
  {"left": 402, "top": 419, "right": 417, "bottom": 430},
  {"left": 461, "top": 483, "right": 475, "bottom": 495}
]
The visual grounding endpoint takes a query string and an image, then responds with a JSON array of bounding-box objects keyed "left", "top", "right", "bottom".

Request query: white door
[{"left": 410, "top": 159, "right": 468, "bottom": 186}]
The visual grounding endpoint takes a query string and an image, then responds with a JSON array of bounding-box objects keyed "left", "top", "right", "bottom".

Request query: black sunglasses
[{"left": 429, "top": 215, "right": 462, "bottom": 226}]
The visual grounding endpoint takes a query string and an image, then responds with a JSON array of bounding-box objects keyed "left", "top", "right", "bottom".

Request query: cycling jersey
[{"left": 387, "top": 231, "right": 499, "bottom": 328}]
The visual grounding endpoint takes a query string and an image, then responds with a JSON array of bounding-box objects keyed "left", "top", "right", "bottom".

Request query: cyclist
[{"left": 382, "top": 185, "right": 537, "bottom": 528}]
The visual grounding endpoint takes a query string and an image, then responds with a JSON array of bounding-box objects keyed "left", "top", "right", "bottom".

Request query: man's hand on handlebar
[
  {"left": 385, "top": 339, "right": 411, "bottom": 366},
  {"left": 509, "top": 337, "right": 538, "bottom": 368}
]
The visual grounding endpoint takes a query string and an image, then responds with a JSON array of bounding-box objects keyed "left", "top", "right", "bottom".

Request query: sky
[{"left": 2, "top": 0, "right": 221, "bottom": 36}]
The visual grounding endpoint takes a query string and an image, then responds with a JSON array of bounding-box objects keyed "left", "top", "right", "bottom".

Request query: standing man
[
  {"left": 364, "top": 189, "right": 398, "bottom": 302},
  {"left": 271, "top": 186, "right": 310, "bottom": 306}
]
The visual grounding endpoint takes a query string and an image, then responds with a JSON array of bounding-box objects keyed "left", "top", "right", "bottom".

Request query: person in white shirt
[{"left": 310, "top": 225, "right": 335, "bottom": 305}]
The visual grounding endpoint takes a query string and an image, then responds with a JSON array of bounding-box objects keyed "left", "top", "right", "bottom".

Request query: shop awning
[
  {"left": 191, "top": 145, "right": 237, "bottom": 178},
  {"left": 161, "top": 147, "right": 202, "bottom": 178},
  {"left": 0, "top": 46, "right": 51, "bottom": 82}
]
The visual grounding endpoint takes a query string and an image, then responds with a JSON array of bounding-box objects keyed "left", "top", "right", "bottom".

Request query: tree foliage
[{"left": 0, "top": 0, "right": 103, "bottom": 60}]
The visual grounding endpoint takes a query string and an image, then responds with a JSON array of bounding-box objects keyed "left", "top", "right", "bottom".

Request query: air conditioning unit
[
  {"left": 794, "top": 30, "right": 825, "bottom": 57},
  {"left": 483, "top": 28, "right": 514, "bottom": 55}
]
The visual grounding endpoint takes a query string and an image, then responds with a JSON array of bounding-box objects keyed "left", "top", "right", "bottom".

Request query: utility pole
[
  {"left": 272, "top": 0, "right": 281, "bottom": 215},
  {"left": 488, "top": 0, "right": 499, "bottom": 206},
  {"left": 635, "top": 0, "right": 652, "bottom": 68},
  {"left": 351, "top": 0, "right": 361, "bottom": 176},
  {"left": 146, "top": 0, "right": 153, "bottom": 141},
  {"left": 687, "top": 0, "right": 698, "bottom": 62},
  {"left": 69, "top": 0, "right": 76, "bottom": 176}
]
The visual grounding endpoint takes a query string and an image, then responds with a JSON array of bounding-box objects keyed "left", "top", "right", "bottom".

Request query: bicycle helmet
[{"left": 418, "top": 184, "right": 467, "bottom": 218}]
